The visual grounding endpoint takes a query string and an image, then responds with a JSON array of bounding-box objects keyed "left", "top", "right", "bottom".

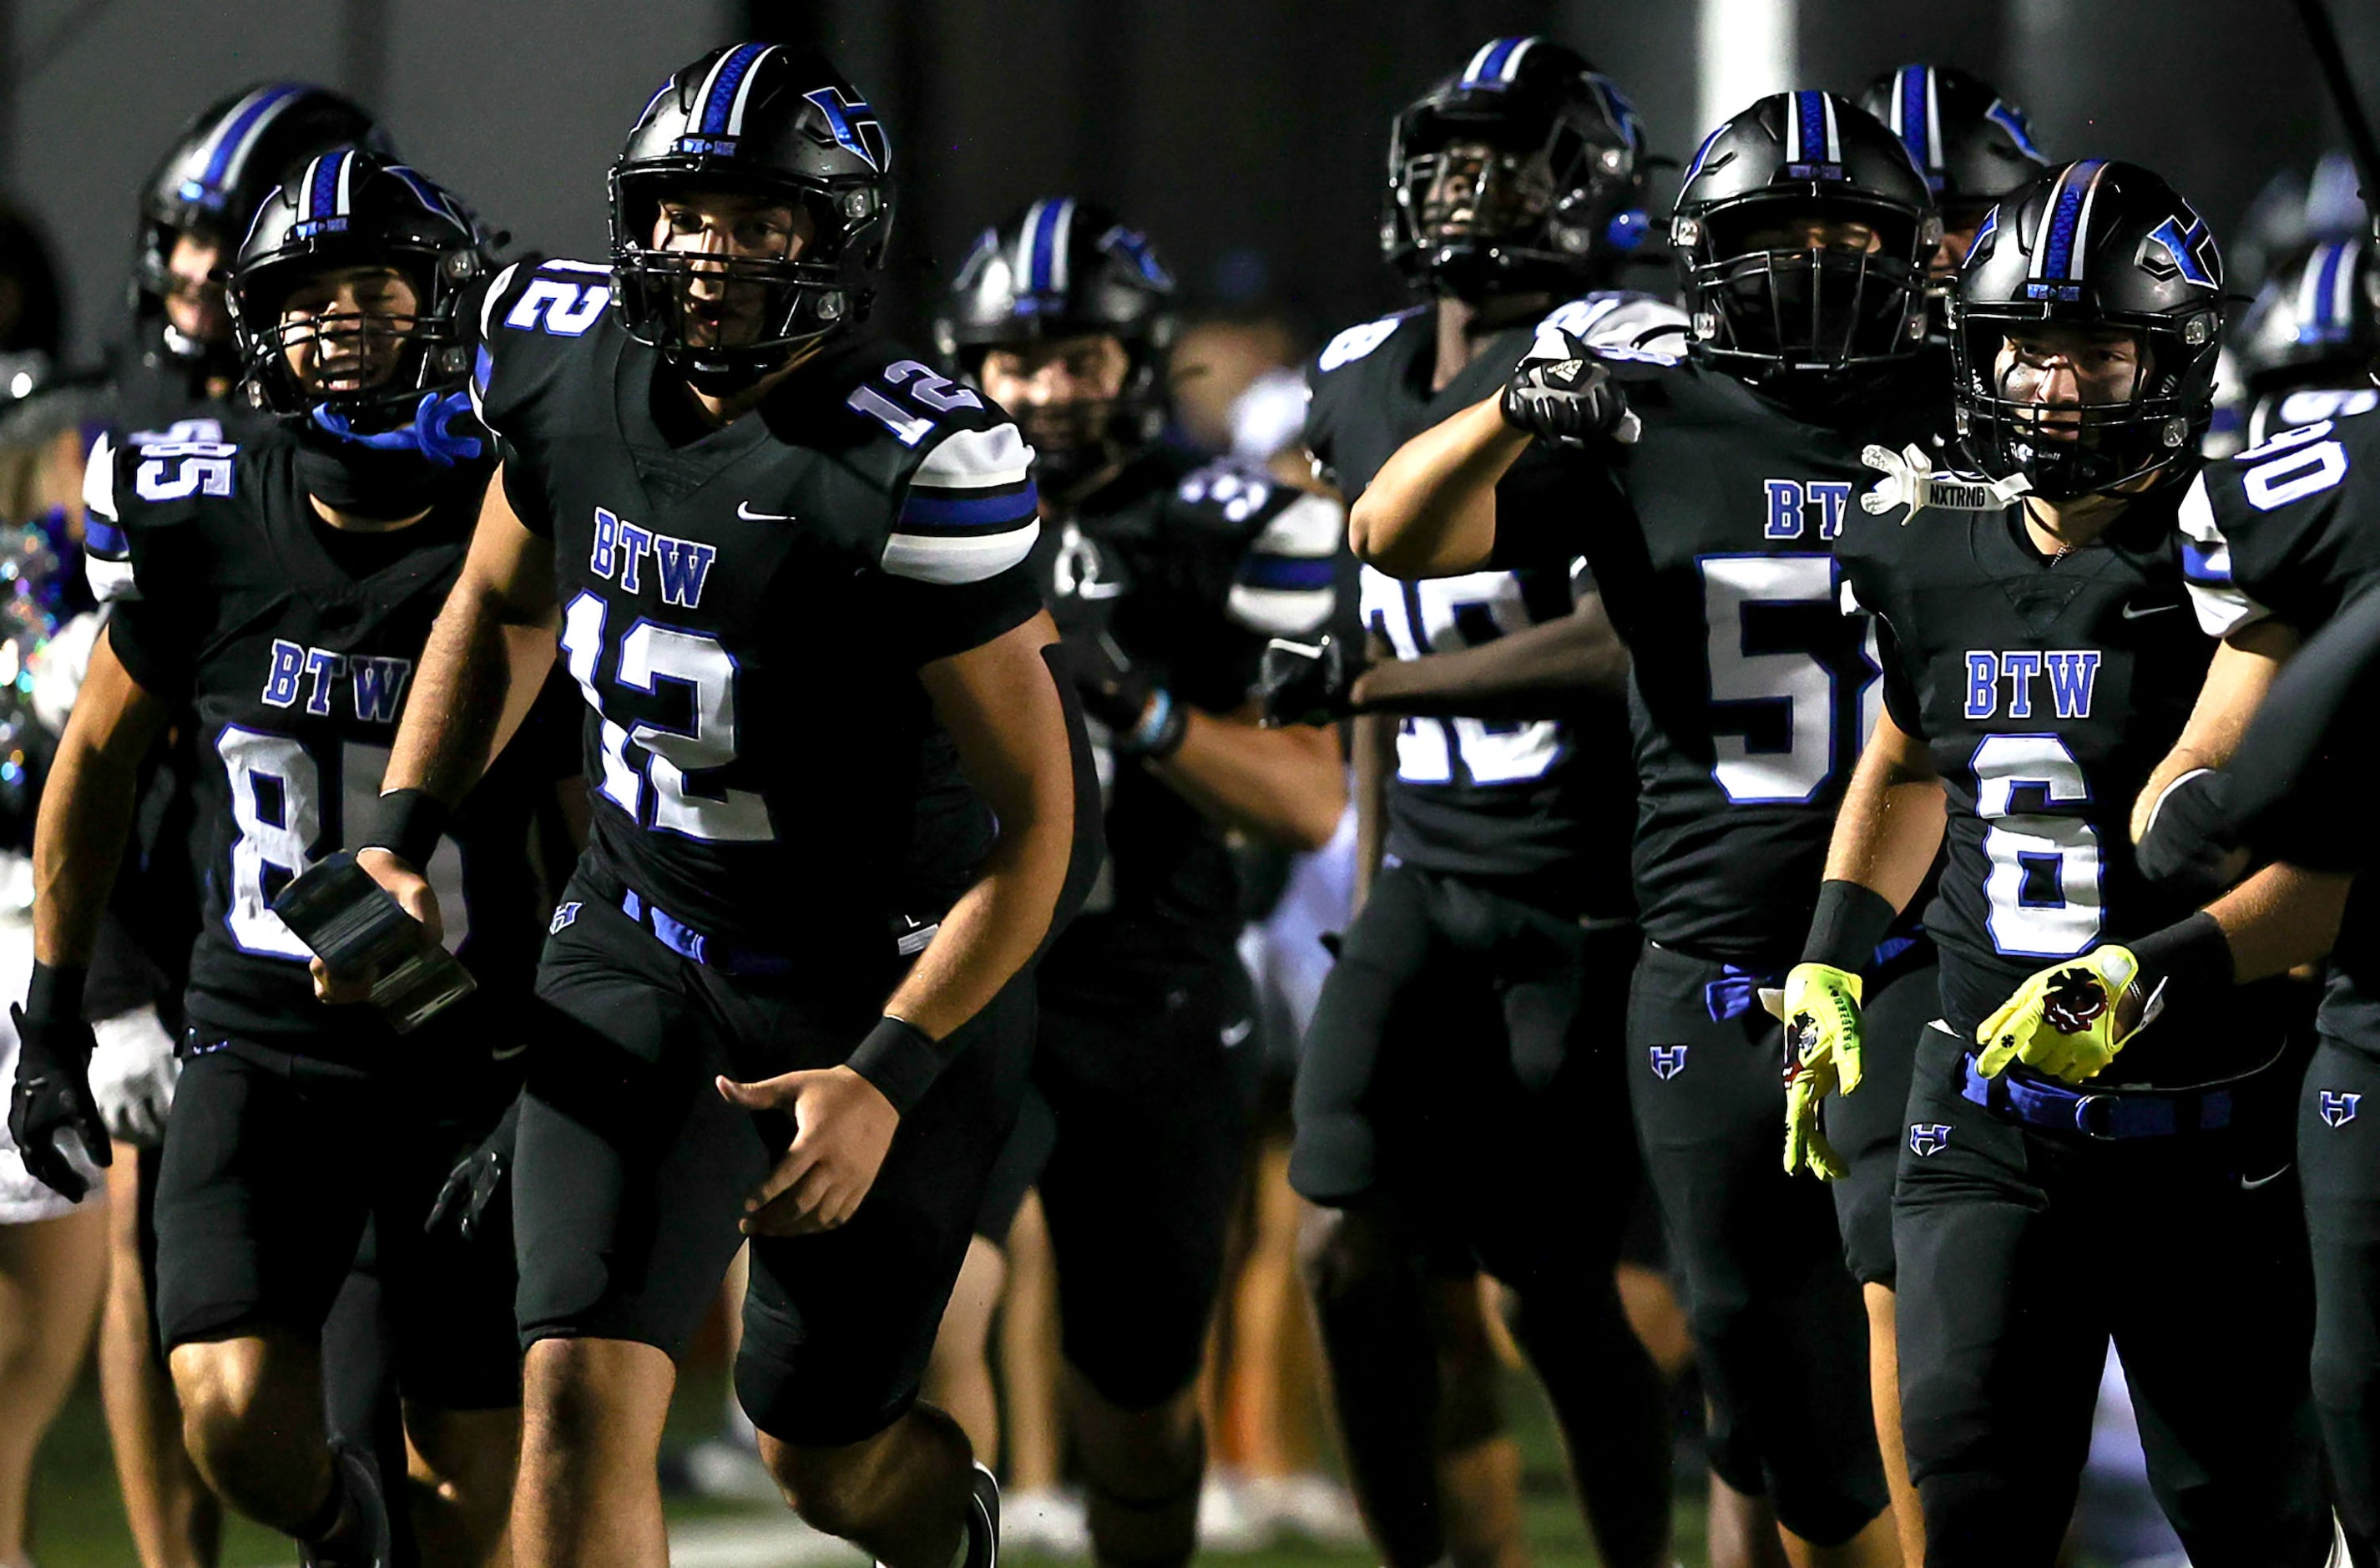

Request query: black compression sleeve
[
  {"left": 1801, "top": 880, "right": 1899, "bottom": 972},
  {"left": 2130, "top": 911, "right": 2236, "bottom": 1017}
]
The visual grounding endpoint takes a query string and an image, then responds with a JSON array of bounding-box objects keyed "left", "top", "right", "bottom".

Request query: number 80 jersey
[{"left": 473, "top": 259, "right": 1047, "bottom": 962}]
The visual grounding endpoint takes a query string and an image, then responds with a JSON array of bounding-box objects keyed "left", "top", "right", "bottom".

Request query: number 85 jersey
[
  {"left": 473, "top": 259, "right": 1045, "bottom": 960},
  {"left": 83, "top": 431, "right": 551, "bottom": 1058}
]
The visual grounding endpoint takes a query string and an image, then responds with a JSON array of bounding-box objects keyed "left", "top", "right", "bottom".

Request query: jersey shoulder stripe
[
  {"left": 85, "top": 431, "right": 249, "bottom": 603},
  {"left": 884, "top": 422, "right": 1039, "bottom": 584},
  {"left": 1221, "top": 473, "right": 1343, "bottom": 637}
]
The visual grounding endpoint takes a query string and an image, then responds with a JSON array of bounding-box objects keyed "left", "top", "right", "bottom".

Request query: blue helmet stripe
[
  {"left": 1468, "top": 36, "right": 1523, "bottom": 86},
  {"left": 1897, "top": 68, "right": 1932, "bottom": 172},
  {"left": 2312, "top": 240, "right": 2350, "bottom": 331},
  {"left": 700, "top": 43, "right": 771, "bottom": 134},
  {"left": 1682, "top": 124, "right": 1726, "bottom": 189},
  {"left": 306, "top": 150, "right": 346, "bottom": 223},
  {"left": 200, "top": 83, "right": 305, "bottom": 191},
  {"left": 2041, "top": 157, "right": 2106, "bottom": 281},
  {"left": 1795, "top": 89, "right": 1827, "bottom": 163},
  {"left": 1029, "top": 198, "right": 1071, "bottom": 294}
]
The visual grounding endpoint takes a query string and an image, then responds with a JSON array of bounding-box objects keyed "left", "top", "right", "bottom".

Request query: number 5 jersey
[
  {"left": 82, "top": 430, "right": 557, "bottom": 1058},
  {"left": 471, "top": 258, "right": 1046, "bottom": 964}
]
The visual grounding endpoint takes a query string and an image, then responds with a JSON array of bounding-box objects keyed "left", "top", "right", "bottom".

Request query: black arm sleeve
[{"left": 1489, "top": 445, "right": 1624, "bottom": 571}]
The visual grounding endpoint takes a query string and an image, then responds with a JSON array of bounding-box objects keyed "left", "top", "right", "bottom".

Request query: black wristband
[
  {"left": 1801, "top": 880, "right": 1900, "bottom": 972},
  {"left": 1113, "top": 689, "right": 1190, "bottom": 761},
  {"left": 843, "top": 1014, "right": 949, "bottom": 1116},
  {"left": 25, "top": 962, "right": 88, "bottom": 1025},
  {"left": 362, "top": 788, "right": 451, "bottom": 869},
  {"left": 2130, "top": 911, "right": 2235, "bottom": 1015}
]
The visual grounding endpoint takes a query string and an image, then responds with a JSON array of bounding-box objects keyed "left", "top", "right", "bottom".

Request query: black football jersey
[
  {"left": 1033, "top": 449, "right": 1340, "bottom": 1004},
  {"left": 2180, "top": 403, "right": 2380, "bottom": 1053},
  {"left": 1306, "top": 294, "right": 1681, "bottom": 913},
  {"left": 1497, "top": 353, "right": 1948, "bottom": 964},
  {"left": 81, "top": 430, "right": 550, "bottom": 1058},
  {"left": 473, "top": 258, "right": 1044, "bottom": 963},
  {"left": 1837, "top": 489, "right": 2297, "bottom": 1083}
]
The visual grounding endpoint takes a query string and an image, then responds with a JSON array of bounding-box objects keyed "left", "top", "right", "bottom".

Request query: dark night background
[{"left": 1, "top": 0, "right": 2375, "bottom": 361}]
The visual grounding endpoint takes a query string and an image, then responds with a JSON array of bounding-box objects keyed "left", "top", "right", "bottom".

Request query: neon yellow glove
[
  {"left": 1973, "top": 945, "right": 2162, "bottom": 1085},
  {"left": 1777, "top": 962, "right": 1864, "bottom": 1180}
]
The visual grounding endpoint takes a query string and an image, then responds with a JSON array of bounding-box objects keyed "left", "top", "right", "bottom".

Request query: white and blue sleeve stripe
[
  {"left": 882, "top": 423, "right": 1041, "bottom": 584},
  {"left": 2177, "top": 471, "right": 2266, "bottom": 636},
  {"left": 1228, "top": 491, "right": 1342, "bottom": 637},
  {"left": 81, "top": 434, "right": 139, "bottom": 604}
]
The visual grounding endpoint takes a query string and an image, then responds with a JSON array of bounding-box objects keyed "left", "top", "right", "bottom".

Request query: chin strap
[
  {"left": 310, "top": 391, "right": 483, "bottom": 469},
  {"left": 1861, "top": 442, "right": 2032, "bottom": 520}
]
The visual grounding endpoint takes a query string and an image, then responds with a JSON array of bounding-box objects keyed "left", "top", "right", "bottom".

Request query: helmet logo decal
[
  {"left": 2143, "top": 210, "right": 2218, "bottom": 288},
  {"left": 1680, "top": 124, "right": 1727, "bottom": 188},
  {"left": 1459, "top": 36, "right": 1539, "bottom": 90},
  {"left": 1983, "top": 99, "right": 2045, "bottom": 162},
  {"left": 181, "top": 82, "right": 307, "bottom": 209},
  {"left": 1784, "top": 89, "right": 1844, "bottom": 180},
  {"left": 1099, "top": 225, "right": 1175, "bottom": 288},
  {"left": 802, "top": 85, "right": 888, "bottom": 172},
  {"left": 2031, "top": 156, "right": 2110, "bottom": 282}
]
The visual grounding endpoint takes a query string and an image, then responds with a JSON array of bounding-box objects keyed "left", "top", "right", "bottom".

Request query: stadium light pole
[{"left": 1697, "top": 0, "right": 1796, "bottom": 143}]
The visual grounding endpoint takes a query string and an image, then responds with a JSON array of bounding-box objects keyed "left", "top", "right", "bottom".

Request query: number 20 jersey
[
  {"left": 472, "top": 259, "right": 1045, "bottom": 961},
  {"left": 1501, "top": 355, "right": 1947, "bottom": 965},
  {"left": 83, "top": 432, "right": 551, "bottom": 1056}
]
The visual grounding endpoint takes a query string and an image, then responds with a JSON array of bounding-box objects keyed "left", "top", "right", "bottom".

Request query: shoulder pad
[
  {"left": 2178, "top": 468, "right": 2273, "bottom": 638},
  {"left": 1539, "top": 292, "right": 1691, "bottom": 360},
  {"left": 1172, "top": 459, "right": 1344, "bottom": 638},
  {"left": 475, "top": 257, "right": 612, "bottom": 439},
  {"left": 1314, "top": 307, "right": 1426, "bottom": 376}
]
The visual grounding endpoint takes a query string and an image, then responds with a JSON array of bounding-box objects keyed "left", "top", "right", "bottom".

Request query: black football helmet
[
  {"left": 1950, "top": 159, "right": 2225, "bottom": 500},
  {"left": 2233, "top": 234, "right": 2380, "bottom": 412},
  {"left": 228, "top": 148, "right": 495, "bottom": 432},
  {"left": 133, "top": 83, "right": 392, "bottom": 354},
  {"left": 609, "top": 43, "right": 893, "bottom": 393},
  {"left": 1858, "top": 66, "right": 2049, "bottom": 229},
  {"left": 1671, "top": 91, "right": 1938, "bottom": 377},
  {"left": 934, "top": 197, "right": 1177, "bottom": 483},
  {"left": 1382, "top": 37, "right": 1651, "bottom": 298}
]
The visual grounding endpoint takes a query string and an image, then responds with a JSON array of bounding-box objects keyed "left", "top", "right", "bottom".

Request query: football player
[
  {"left": 2226, "top": 228, "right": 2379, "bottom": 448},
  {"left": 1274, "top": 37, "right": 1682, "bottom": 1568},
  {"left": 928, "top": 197, "right": 1345, "bottom": 1568},
  {"left": 10, "top": 149, "right": 527, "bottom": 1567},
  {"left": 2128, "top": 198, "right": 2380, "bottom": 1565},
  {"left": 1856, "top": 65, "right": 2049, "bottom": 324},
  {"left": 88, "top": 85, "right": 398, "bottom": 1568},
  {"left": 346, "top": 45, "right": 1094, "bottom": 1568},
  {"left": 1799, "top": 157, "right": 2335, "bottom": 1563},
  {"left": 1348, "top": 89, "right": 1955, "bottom": 1565}
]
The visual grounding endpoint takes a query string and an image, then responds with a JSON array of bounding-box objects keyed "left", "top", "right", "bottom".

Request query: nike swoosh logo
[
  {"left": 489, "top": 1043, "right": 528, "bottom": 1061},
  {"left": 737, "top": 502, "right": 797, "bottom": 522},
  {"left": 2238, "top": 1166, "right": 2292, "bottom": 1191},
  {"left": 1220, "top": 1018, "right": 1255, "bottom": 1048},
  {"left": 2121, "top": 601, "right": 2183, "bottom": 620}
]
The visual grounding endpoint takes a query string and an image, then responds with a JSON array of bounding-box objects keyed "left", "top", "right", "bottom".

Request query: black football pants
[
  {"left": 1626, "top": 940, "right": 1887, "bottom": 1546},
  {"left": 1895, "top": 1024, "right": 2330, "bottom": 1566},
  {"left": 2304, "top": 1034, "right": 2380, "bottom": 1559}
]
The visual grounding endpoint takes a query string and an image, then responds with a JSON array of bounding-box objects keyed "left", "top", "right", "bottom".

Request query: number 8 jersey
[
  {"left": 472, "top": 258, "right": 1045, "bottom": 960},
  {"left": 82, "top": 430, "right": 554, "bottom": 1058}
]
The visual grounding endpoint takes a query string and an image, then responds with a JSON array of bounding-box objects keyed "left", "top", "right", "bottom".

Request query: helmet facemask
[
  {"left": 1953, "top": 310, "right": 2214, "bottom": 501},
  {"left": 1386, "top": 96, "right": 1644, "bottom": 298},
  {"left": 967, "top": 331, "right": 1152, "bottom": 496},
  {"left": 1682, "top": 197, "right": 1930, "bottom": 371},
  {"left": 610, "top": 170, "right": 875, "bottom": 394},
  {"left": 233, "top": 245, "right": 467, "bottom": 433}
]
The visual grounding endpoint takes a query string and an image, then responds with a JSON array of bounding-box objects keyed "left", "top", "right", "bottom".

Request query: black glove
[
  {"left": 1499, "top": 326, "right": 1636, "bottom": 447},
  {"left": 1066, "top": 632, "right": 1186, "bottom": 758},
  {"left": 1259, "top": 634, "right": 1364, "bottom": 728},
  {"left": 426, "top": 1095, "right": 518, "bottom": 1245},
  {"left": 2135, "top": 770, "right": 2245, "bottom": 903},
  {"left": 9, "top": 964, "right": 111, "bottom": 1202}
]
